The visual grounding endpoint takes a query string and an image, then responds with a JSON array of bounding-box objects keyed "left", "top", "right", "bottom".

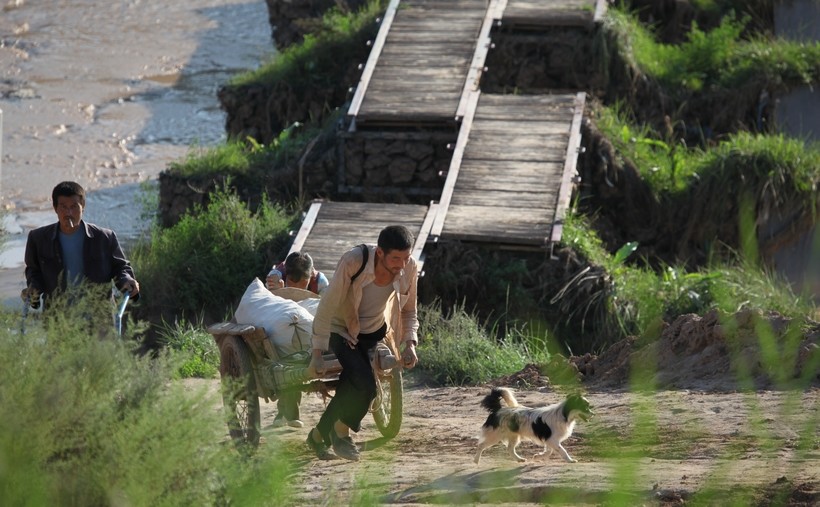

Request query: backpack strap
[{"left": 350, "top": 244, "right": 368, "bottom": 282}]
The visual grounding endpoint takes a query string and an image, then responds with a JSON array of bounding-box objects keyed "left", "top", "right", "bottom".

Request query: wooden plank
[
  {"left": 288, "top": 201, "right": 322, "bottom": 256},
  {"left": 464, "top": 141, "right": 568, "bottom": 161},
  {"left": 385, "top": 32, "right": 481, "bottom": 43},
  {"left": 310, "top": 202, "right": 428, "bottom": 221},
  {"left": 467, "top": 131, "right": 570, "bottom": 146},
  {"left": 456, "top": 0, "right": 502, "bottom": 119},
  {"left": 353, "top": 0, "right": 491, "bottom": 126},
  {"left": 390, "top": 20, "right": 484, "bottom": 33},
  {"left": 502, "top": 0, "right": 598, "bottom": 27},
  {"left": 397, "top": 10, "right": 488, "bottom": 20},
  {"left": 431, "top": 90, "right": 481, "bottom": 236},
  {"left": 362, "top": 81, "right": 464, "bottom": 94},
  {"left": 369, "top": 67, "right": 470, "bottom": 81},
  {"left": 450, "top": 190, "right": 559, "bottom": 208},
  {"left": 469, "top": 120, "right": 571, "bottom": 135},
  {"left": 489, "top": 0, "right": 509, "bottom": 19},
  {"left": 475, "top": 105, "right": 575, "bottom": 117},
  {"left": 454, "top": 172, "right": 558, "bottom": 190},
  {"left": 458, "top": 160, "right": 565, "bottom": 178},
  {"left": 380, "top": 43, "right": 476, "bottom": 56},
  {"left": 594, "top": 0, "right": 608, "bottom": 22},
  {"left": 506, "top": 0, "right": 592, "bottom": 8},
  {"left": 296, "top": 201, "right": 434, "bottom": 280},
  {"left": 358, "top": 96, "right": 462, "bottom": 117},
  {"left": 441, "top": 205, "right": 552, "bottom": 244},
  {"left": 375, "top": 54, "right": 476, "bottom": 68},
  {"left": 550, "top": 91, "right": 586, "bottom": 244},
  {"left": 347, "top": 0, "right": 400, "bottom": 120},
  {"left": 413, "top": 202, "right": 438, "bottom": 271},
  {"left": 478, "top": 94, "right": 577, "bottom": 107},
  {"left": 443, "top": 206, "right": 551, "bottom": 227}
]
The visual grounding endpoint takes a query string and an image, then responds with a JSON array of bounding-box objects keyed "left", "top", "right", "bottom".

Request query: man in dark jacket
[{"left": 23, "top": 181, "right": 140, "bottom": 308}]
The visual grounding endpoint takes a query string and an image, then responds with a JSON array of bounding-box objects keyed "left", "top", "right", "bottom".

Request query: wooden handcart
[{"left": 206, "top": 287, "right": 403, "bottom": 451}]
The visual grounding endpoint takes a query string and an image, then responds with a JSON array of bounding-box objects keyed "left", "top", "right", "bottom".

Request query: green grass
[
  {"left": 595, "top": 103, "right": 820, "bottom": 196},
  {"left": 609, "top": 7, "right": 820, "bottom": 94},
  {"left": 157, "top": 318, "right": 220, "bottom": 378},
  {"left": 165, "top": 121, "right": 314, "bottom": 180},
  {"left": 230, "top": 0, "right": 387, "bottom": 89},
  {"left": 416, "top": 303, "right": 552, "bottom": 386},
  {"left": 561, "top": 209, "right": 817, "bottom": 345}
]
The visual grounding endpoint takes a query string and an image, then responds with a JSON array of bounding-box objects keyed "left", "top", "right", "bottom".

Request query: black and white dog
[{"left": 474, "top": 388, "right": 593, "bottom": 464}]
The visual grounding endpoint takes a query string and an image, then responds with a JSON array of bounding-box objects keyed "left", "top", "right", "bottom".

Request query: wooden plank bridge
[
  {"left": 288, "top": 201, "right": 437, "bottom": 280},
  {"left": 431, "top": 91, "right": 585, "bottom": 247},
  {"left": 502, "top": 0, "right": 608, "bottom": 29},
  {"left": 347, "top": 0, "right": 494, "bottom": 129},
  {"left": 290, "top": 0, "right": 606, "bottom": 264}
]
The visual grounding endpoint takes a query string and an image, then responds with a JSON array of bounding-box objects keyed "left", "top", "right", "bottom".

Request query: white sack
[
  {"left": 297, "top": 297, "right": 321, "bottom": 316},
  {"left": 234, "top": 278, "right": 314, "bottom": 355}
]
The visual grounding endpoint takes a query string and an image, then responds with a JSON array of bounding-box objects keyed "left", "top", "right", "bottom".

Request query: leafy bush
[
  {"left": 0, "top": 300, "right": 294, "bottom": 506},
  {"left": 158, "top": 318, "right": 220, "bottom": 378},
  {"left": 132, "top": 187, "right": 295, "bottom": 322},
  {"left": 416, "top": 304, "right": 551, "bottom": 386}
]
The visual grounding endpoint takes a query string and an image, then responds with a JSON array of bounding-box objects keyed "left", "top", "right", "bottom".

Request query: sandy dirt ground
[
  {"left": 186, "top": 377, "right": 818, "bottom": 506},
  {"left": 181, "top": 310, "right": 820, "bottom": 505}
]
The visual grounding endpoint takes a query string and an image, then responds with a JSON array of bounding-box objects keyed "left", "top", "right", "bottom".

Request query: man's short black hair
[
  {"left": 52, "top": 181, "right": 86, "bottom": 208},
  {"left": 284, "top": 251, "right": 313, "bottom": 282},
  {"left": 377, "top": 225, "right": 414, "bottom": 254}
]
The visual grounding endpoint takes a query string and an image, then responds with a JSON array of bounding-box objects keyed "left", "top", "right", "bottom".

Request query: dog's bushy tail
[{"left": 480, "top": 387, "right": 519, "bottom": 412}]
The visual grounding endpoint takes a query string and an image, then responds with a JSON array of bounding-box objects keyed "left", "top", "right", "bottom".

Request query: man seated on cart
[
  {"left": 266, "top": 251, "right": 329, "bottom": 296},
  {"left": 267, "top": 251, "right": 327, "bottom": 428}
]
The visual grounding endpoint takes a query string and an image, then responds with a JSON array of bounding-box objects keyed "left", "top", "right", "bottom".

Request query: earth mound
[{"left": 570, "top": 309, "right": 820, "bottom": 391}]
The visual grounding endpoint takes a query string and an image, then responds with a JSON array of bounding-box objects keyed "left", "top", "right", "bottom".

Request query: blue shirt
[{"left": 58, "top": 230, "right": 84, "bottom": 286}]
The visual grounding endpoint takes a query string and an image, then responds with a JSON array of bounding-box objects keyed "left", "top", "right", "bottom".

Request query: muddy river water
[{"left": 0, "top": 0, "right": 274, "bottom": 305}]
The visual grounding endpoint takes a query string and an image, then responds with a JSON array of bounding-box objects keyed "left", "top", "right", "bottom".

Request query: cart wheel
[
  {"left": 371, "top": 368, "right": 403, "bottom": 439},
  {"left": 219, "top": 335, "right": 260, "bottom": 452}
]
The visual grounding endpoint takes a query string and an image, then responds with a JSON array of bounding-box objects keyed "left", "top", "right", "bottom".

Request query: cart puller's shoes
[
  {"left": 330, "top": 431, "right": 360, "bottom": 461},
  {"left": 306, "top": 429, "right": 333, "bottom": 459},
  {"left": 273, "top": 415, "right": 304, "bottom": 428}
]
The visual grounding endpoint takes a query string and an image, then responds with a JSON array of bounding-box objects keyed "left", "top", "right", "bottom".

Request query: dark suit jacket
[{"left": 24, "top": 220, "right": 138, "bottom": 300}]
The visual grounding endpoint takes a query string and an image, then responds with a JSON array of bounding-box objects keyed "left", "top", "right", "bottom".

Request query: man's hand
[
  {"left": 266, "top": 274, "right": 284, "bottom": 292},
  {"left": 21, "top": 287, "right": 41, "bottom": 308},
  {"left": 401, "top": 342, "right": 418, "bottom": 369},
  {"left": 121, "top": 279, "right": 140, "bottom": 297},
  {"left": 308, "top": 349, "right": 325, "bottom": 378}
]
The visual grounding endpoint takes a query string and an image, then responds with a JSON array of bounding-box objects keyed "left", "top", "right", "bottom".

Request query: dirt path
[{"left": 189, "top": 377, "right": 819, "bottom": 506}]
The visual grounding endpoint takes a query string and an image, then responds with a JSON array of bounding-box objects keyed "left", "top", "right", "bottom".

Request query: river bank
[{"left": 0, "top": 0, "right": 274, "bottom": 307}]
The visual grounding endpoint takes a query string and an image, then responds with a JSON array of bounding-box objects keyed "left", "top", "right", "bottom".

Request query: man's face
[
  {"left": 378, "top": 247, "right": 411, "bottom": 276},
  {"left": 54, "top": 195, "right": 83, "bottom": 234}
]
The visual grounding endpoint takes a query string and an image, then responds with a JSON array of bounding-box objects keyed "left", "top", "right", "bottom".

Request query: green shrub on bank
[
  {"left": 132, "top": 187, "right": 295, "bottom": 322},
  {"left": 596, "top": 105, "right": 820, "bottom": 204},
  {"left": 158, "top": 318, "right": 220, "bottom": 378},
  {"left": 0, "top": 302, "right": 294, "bottom": 505},
  {"left": 230, "top": 0, "right": 387, "bottom": 89},
  {"left": 166, "top": 123, "right": 310, "bottom": 180},
  {"left": 416, "top": 304, "right": 552, "bottom": 386},
  {"left": 561, "top": 211, "right": 816, "bottom": 342},
  {"left": 609, "top": 8, "right": 820, "bottom": 94}
]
